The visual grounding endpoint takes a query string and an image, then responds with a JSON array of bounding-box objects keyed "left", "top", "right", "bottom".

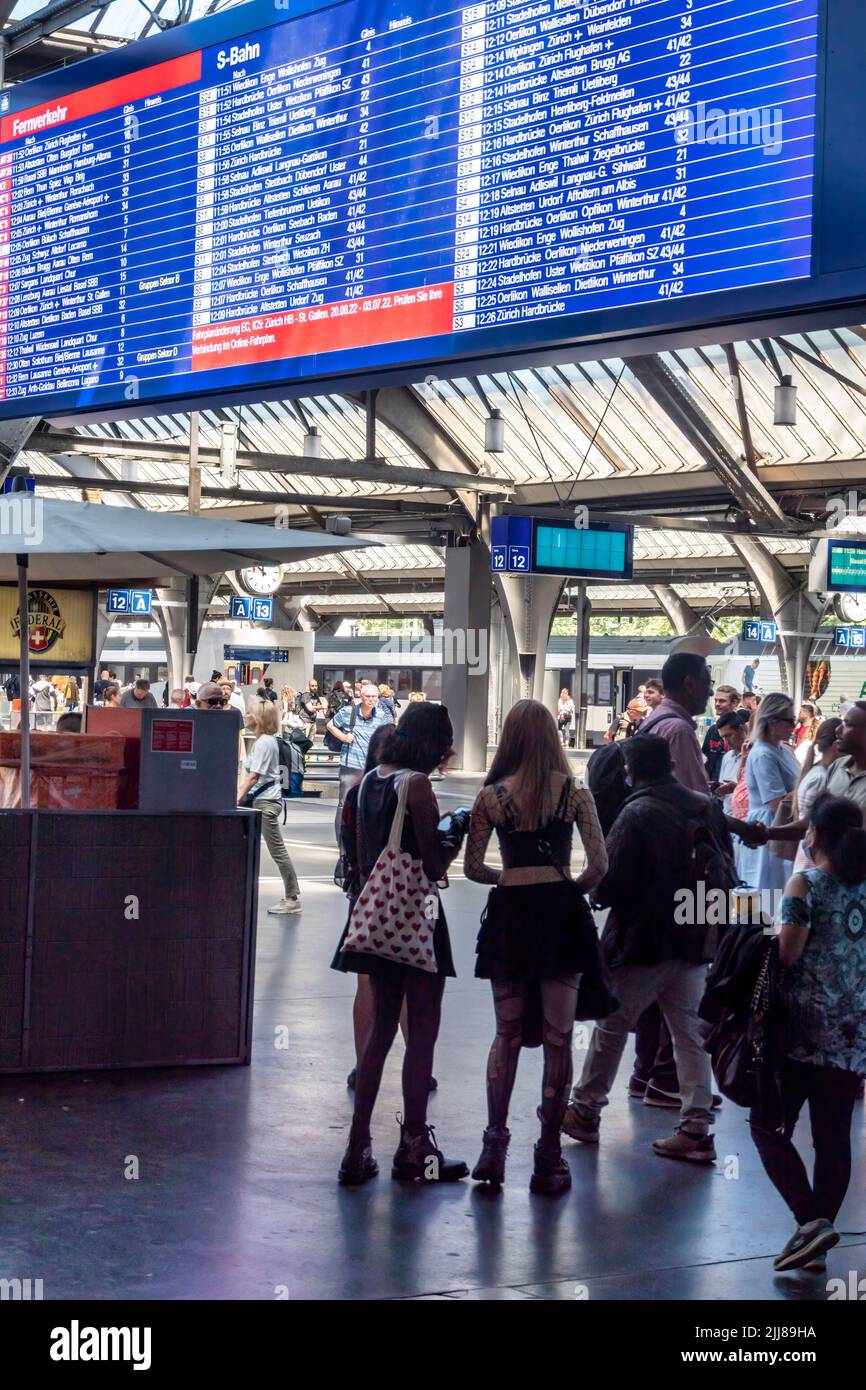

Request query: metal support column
[{"left": 573, "top": 582, "right": 591, "bottom": 750}]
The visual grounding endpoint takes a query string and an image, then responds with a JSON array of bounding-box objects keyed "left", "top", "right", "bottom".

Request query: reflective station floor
[{"left": 1, "top": 774, "right": 864, "bottom": 1301}]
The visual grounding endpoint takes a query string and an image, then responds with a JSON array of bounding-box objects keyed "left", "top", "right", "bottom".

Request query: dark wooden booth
[{"left": 0, "top": 809, "right": 259, "bottom": 1073}]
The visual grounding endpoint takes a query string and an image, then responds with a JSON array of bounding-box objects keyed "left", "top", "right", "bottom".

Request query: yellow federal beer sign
[{"left": 0, "top": 585, "right": 96, "bottom": 665}]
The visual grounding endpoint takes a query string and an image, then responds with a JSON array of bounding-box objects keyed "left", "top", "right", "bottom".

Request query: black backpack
[
  {"left": 324, "top": 701, "right": 355, "bottom": 753},
  {"left": 586, "top": 742, "right": 630, "bottom": 836},
  {"left": 586, "top": 706, "right": 696, "bottom": 834}
]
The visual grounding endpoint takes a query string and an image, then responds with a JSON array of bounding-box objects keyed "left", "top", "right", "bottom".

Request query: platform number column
[
  {"left": 193, "top": 88, "right": 217, "bottom": 326},
  {"left": 453, "top": 3, "right": 486, "bottom": 331}
]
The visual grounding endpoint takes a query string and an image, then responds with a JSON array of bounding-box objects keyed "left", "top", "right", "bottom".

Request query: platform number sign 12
[{"left": 106, "top": 588, "right": 152, "bottom": 615}]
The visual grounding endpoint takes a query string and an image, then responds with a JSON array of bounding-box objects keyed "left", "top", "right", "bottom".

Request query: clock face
[
  {"left": 237, "top": 565, "right": 283, "bottom": 597},
  {"left": 838, "top": 592, "right": 866, "bottom": 624}
]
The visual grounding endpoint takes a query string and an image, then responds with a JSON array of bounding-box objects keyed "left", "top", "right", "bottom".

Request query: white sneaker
[{"left": 267, "top": 896, "right": 302, "bottom": 915}]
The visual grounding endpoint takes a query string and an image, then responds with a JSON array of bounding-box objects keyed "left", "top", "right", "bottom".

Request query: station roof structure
[{"left": 3, "top": 1, "right": 865, "bottom": 631}]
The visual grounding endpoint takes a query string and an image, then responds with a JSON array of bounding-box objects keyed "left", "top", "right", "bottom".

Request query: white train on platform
[
  {"left": 311, "top": 634, "right": 860, "bottom": 744},
  {"left": 86, "top": 629, "right": 862, "bottom": 743}
]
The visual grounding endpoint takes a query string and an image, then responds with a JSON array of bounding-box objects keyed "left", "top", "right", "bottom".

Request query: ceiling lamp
[
  {"left": 303, "top": 425, "right": 322, "bottom": 459},
  {"left": 773, "top": 375, "right": 797, "bottom": 427},
  {"left": 484, "top": 408, "right": 505, "bottom": 452}
]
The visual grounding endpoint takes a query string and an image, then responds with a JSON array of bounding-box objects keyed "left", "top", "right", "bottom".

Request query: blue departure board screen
[
  {"left": 533, "top": 522, "right": 632, "bottom": 577},
  {"left": 0, "top": 0, "right": 824, "bottom": 418}
]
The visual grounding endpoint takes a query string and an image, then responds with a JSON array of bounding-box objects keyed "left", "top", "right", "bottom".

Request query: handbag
[
  {"left": 705, "top": 940, "right": 777, "bottom": 1107},
  {"left": 341, "top": 772, "right": 438, "bottom": 972},
  {"left": 768, "top": 796, "right": 797, "bottom": 862}
]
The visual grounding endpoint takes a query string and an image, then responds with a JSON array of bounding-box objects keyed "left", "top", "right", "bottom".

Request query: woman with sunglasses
[{"left": 744, "top": 691, "right": 800, "bottom": 893}]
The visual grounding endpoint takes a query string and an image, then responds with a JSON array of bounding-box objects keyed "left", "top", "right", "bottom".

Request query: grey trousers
[
  {"left": 571, "top": 959, "right": 714, "bottom": 1134},
  {"left": 259, "top": 799, "right": 299, "bottom": 899}
]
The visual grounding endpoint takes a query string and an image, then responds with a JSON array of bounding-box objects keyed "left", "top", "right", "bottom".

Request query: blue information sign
[
  {"left": 0, "top": 0, "right": 829, "bottom": 421},
  {"left": 230, "top": 594, "right": 272, "bottom": 621},
  {"left": 836, "top": 626, "right": 866, "bottom": 648},
  {"left": 106, "top": 587, "right": 152, "bottom": 614},
  {"left": 491, "top": 515, "right": 531, "bottom": 574},
  {"left": 741, "top": 621, "right": 778, "bottom": 643}
]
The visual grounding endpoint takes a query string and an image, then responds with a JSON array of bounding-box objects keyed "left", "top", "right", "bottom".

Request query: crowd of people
[{"left": 326, "top": 654, "right": 866, "bottom": 1281}]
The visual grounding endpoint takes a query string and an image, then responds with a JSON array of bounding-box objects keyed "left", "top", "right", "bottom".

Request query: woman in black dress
[
  {"left": 465, "top": 699, "right": 608, "bottom": 1194},
  {"left": 337, "top": 703, "right": 469, "bottom": 1186}
]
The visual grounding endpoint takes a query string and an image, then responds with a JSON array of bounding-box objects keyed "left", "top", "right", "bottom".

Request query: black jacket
[
  {"left": 702, "top": 722, "right": 726, "bottom": 785},
  {"left": 596, "top": 778, "right": 732, "bottom": 968}
]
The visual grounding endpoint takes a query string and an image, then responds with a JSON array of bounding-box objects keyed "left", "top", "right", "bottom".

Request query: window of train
[{"left": 421, "top": 669, "right": 441, "bottom": 701}]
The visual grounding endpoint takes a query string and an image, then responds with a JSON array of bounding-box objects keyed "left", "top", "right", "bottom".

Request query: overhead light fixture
[
  {"left": 774, "top": 375, "right": 797, "bottom": 427},
  {"left": 303, "top": 425, "right": 321, "bottom": 459},
  {"left": 484, "top": 408, "right": 505, "bottom": 453},
  {"left": 219, "top": 421, "right": 238, "bottom": 485}
]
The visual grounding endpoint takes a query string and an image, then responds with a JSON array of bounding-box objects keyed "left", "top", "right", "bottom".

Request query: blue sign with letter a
[
  {"left": 129, "top": 589, "right": 151, "bottom": 615},
  {"left": 229, "top": 595, "right": 251, "bottom": 620}
]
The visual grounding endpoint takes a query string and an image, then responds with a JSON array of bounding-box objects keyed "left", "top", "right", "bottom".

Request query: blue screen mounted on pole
[
  {"left": 828, "top": 540, "right": 866, "bottom": 595},
  {"left": 4, "top": 0, "right": 866, "bottom": 422},
  {"left": 491, "top": 515, "right": 632, "bottom": 579}
]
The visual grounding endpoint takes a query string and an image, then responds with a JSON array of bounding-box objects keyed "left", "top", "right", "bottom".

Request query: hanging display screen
[{"left": 0, "top": 0, "right": 825, "bottom": 418}]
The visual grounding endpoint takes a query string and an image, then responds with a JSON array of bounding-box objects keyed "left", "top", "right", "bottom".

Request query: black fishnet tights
[{"left": 486, "top": 977, "right": 577, "bottom": 1139}]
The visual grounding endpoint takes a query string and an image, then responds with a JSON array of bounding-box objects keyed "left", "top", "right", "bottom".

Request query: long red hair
[{"left": 485, "top": 699, "right": 572, "bottom": 829}]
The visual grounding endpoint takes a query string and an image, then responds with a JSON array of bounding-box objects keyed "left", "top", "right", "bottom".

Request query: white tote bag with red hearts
[{"left": 343, "top": 771, "right": 438, "bottom": 972}]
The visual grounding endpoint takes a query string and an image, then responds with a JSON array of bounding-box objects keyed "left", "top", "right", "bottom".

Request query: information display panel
[
  {"left": 0, "top": 0, "right": 826, "bottom": 418},
  {"left": 828, "top": 540, "right": 866, "bottom": 594}
]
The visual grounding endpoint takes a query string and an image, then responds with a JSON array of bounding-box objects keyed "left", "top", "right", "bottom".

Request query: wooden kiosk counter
[{"left": 0, "top": 707, "right": 260, "bottom": 1073}]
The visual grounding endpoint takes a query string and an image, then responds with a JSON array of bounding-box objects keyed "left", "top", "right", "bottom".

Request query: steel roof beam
[
  {"left": 627, "top": 355, "right": 790, "bottom": 530},
  {"left": 24, "top": 471, "right": 459, "bottom": 513},
  {"left": 3, "top": 0, "right": 102, "bottom": 53},
  {"left": 32, "top": 428, "right": 511, "bottom": 494}
]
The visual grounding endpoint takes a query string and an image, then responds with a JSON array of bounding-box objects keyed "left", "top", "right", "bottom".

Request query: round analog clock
[
  {"left": 837, "top": 592, "right": 866, "bottom": 624},
  {"left": 236, "top": 565, "right": 284, "bottom": 597}
]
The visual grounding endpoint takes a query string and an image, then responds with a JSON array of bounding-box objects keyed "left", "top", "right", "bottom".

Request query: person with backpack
[
  {"left": 326, "top": 679, "right": 394, "bottom": 843},
  {"left": 237, "top": 699, "right": 301, "bottom": 916},
  {"left": 563, "top": 734, "right": 737, "bottom": 1164},
  {"left": 752, "top": 795, "right": 866, "bottom": 1272}
]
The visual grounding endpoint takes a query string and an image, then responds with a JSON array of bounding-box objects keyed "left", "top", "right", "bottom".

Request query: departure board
[{"left": 0, "top": 0, "right": 821, "bottom": 418}]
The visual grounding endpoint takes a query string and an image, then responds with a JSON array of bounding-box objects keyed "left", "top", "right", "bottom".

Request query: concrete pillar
[
  {"left": 441, "top": 542, "right": 490, "bottom": 773},
  {"left": 487, "top": 597, "right": 503, "bottom": 744},
  {"left": 573, "top": 583, "right": 592, "bottom": 748},
  {"left": 95, "top": 608, "right": 116, "bottom": 668},
  {"left": 154, "top": 576, "right": 219, "bottom": 690},
  {"left": 496, "top": 573, "right": 565, "bottom": 705},
  {"left": 154, "top": 589, "right": 187, "bottom": 692},
  {"left": 729, "top": 537, "right": 826, "bottom": 700},
  {"left": 650, "top": 583, "right": 702, "bottom": 638}
]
